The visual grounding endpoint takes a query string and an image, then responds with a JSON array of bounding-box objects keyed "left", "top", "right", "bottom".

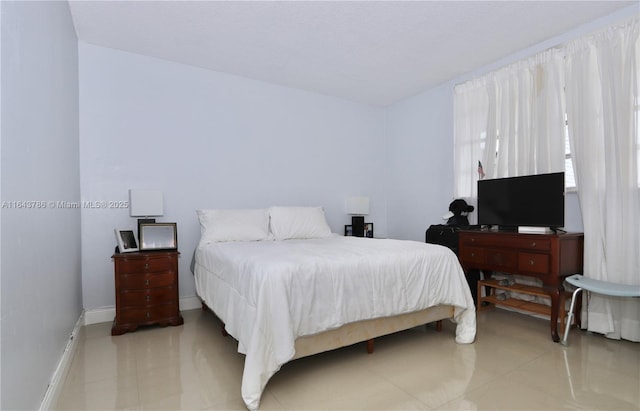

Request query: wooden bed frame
[{"left": 202, "top": 301, "right": 452, "bottom": 357}]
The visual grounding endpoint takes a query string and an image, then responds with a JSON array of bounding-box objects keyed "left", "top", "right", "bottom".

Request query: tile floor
[{"left": 54, "top": 308, "right": 640, "bottom": 411}]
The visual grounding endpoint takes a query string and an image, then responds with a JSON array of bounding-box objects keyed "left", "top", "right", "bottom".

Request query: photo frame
[
  {"left": 139, "top": 222, "right": 178, "bottom": 251},
  {"left": 364, "top": 223, "right": 374, "bottom": 238},
  {"left": 115, "top": 229, "right": 139, "bottom": 253},
  {"left": 344, "top": 223, "right": 374, "bottom": 237}
]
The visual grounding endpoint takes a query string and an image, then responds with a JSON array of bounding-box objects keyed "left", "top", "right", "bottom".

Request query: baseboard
[
  {"left": 39, "top": 311, "right": 84, "bottom": 411},
  {"left": 179, "top": 295, "right": 203, "bottom": 311},
  {"left": 83, "top": 306, "right": 115, "bottom": 326},
  {"left": 84, "top": 295, "right": 202, "bottom": 325}
]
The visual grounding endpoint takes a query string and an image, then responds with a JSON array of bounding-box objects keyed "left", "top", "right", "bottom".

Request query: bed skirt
[{"left": 292, "top": 304, "right": 454, "bottom": 359}]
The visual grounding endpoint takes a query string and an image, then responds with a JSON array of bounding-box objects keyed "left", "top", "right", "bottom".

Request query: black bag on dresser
[
  {"left": 425, "top": 224, "right": 460, "bottom": 255},
  {"left": 426, "top": 198, "right": 476, "bottom": 254}
]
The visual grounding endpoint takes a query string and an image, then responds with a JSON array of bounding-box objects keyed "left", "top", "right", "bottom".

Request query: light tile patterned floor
[{"left": 54, "top": 308, "right": 640, "bottom": 410}]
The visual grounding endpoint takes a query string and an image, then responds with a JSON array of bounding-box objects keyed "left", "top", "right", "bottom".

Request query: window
[
  {"left": 564, "top": 98, "right": 640, "bottom": 190},
  {"left": 564, "top": 116, "right": 576, "bottom": 190}
]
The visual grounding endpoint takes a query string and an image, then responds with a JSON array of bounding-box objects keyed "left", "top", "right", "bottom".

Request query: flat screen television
[{"left": 477, "top": 172, "right": 565, "bottom": 230}]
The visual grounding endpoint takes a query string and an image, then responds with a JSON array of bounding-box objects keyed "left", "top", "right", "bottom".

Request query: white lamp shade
[
  {"left": 345, "top": 196, "right": 369, "bottom": 215},
  {"left": 129, "top": 189, "right": 164, "bottom": 217}
]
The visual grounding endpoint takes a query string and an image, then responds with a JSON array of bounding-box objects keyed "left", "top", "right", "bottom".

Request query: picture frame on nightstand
[
  {"left": 344, "top": 223, "right": 374, "bottom": 237},
  {"left": 364, "top": 223, "right": 374, "bottom": 238},
  {"left": 139, "top": 222, "right": 178, "bottom": 251},
  {"left": 114, "top": 229, "right": 139, "bottom": 253}
]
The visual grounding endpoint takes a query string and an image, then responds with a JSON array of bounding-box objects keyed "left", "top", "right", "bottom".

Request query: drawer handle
[
  {"left": 531, "top": 242, "right": 537, "bottom": 247},
  {"left": 146, "top": 312, "right": 151, "bottom": 318},
  {"left": 530, "top": 260, "right": 535, "bottom": 265},
  {"left": 146, "top": 295, "right": 151, "bottom": 302},
  {"left": 144, "top": 263, "right": 149, "bottom": 269},
  {"left": 145, "top": 279, "right": 150, "bottom": 286},
  {"left": 471, "top": 252, "right": 475, "bottom": 257}
]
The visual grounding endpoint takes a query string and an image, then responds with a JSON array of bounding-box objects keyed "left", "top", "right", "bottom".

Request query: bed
[{"left": 193, "top": 207, "right": 476, "bottom": 410}]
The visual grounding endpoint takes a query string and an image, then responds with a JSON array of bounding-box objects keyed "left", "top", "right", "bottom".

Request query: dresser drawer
[
  {"left": 461, "top": 234, "right": 522, "bottom": 251},
  {"left": 116, "top": 256, "right": 176, "bottom": 274},
  {"left": 459, "top": 246, "right": 485, "bottom": 264},
  {"left": 118, "top": 303, "right": 178, "bottom": 324},
  {"left": 462, "top": 233, "right": 551, "bottom": 249},
  {"left": 460, "top": 235, "right": 491, "bottom": 246},
  {"left": 119, "top": 286, "right": 176, "bottom": 307},
  {"left": 485, "top": 249, "right": 517, "bottom": 270},
  {"left": 119, "top": 272, "right": 176, "bottom": 289},
  {"left": 518, "top": 252, "right": 550, "bottom": 275},
  {"left": 511, "top": 238, "right": 551, "bottom": 251}
]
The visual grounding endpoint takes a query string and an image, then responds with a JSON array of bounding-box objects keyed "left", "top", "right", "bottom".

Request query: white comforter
[{"left": 194, "top": 236, "right": 476, "bottom": 410}]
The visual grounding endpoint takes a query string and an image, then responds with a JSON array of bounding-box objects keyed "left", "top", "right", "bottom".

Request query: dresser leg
[
  {"left": 550, "top": 287, "right": 561, "bottom": 342},
  {"left": 168, "top": 316, "right": 184, "bottom": 327},
  {"left": 111, "top": 320, "right": 126, "bottom": 336}
]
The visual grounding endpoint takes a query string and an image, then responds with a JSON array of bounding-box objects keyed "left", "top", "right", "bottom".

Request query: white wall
[
  {"left": 385, "top": 83, "right": 454, "bottom": 240},
  {"left": 0, "top": 2, "right": 82, "bottom": 409},
  {"left": 79, "top": 43, "right": 387, "bottom": 310},
  {"left": 385, "top": 5, "right": 639, "bottom": 241}
]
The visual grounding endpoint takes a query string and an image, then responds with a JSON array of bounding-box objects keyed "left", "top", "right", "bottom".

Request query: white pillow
[
  {"left": 269, "top": 206, "right": 332, "bottom": 240},
  {"left": 197, "top": 209, "right": 270, "bottom": 243}
]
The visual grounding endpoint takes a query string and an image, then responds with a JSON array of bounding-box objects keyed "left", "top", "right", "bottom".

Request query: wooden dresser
[
  {"left": 111, "top": 251, "right": 183, "bottom": 335},
  {"left": 458, "top": 230, "right": 584, "bottom": 342}
]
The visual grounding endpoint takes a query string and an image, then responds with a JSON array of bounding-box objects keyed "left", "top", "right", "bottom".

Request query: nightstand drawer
[
  {"left": 119, "top": 304, "right": 178, "bottom": 324},
  {"left": 116, "top": 257, "right": 176, "bottom": 274},
  {"left": 119, "top": 272, "right": 176, "bottom": 289},
  {"left": 119, "top": 287, "right": 176, "bottom": 307}
]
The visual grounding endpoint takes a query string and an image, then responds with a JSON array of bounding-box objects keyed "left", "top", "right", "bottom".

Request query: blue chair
[{"left": 561, "top": 274, "right": 640, "bottom": 346}]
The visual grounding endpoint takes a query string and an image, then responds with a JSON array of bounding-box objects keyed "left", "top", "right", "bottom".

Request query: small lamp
[
  {"left": 129, "top": 189, "right": 164, "bottom": 238},
  {"left": 346, "top": 196, "right": 369, "bottom": 237}
]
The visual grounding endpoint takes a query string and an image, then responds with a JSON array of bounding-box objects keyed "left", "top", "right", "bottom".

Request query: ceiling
[{"left": 68, "top": 1, "right": 635, "bottom": 106}]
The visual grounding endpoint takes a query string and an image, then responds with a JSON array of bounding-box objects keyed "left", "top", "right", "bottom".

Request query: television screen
[{"left": 477, "top": 172, "right": 565, "bottom": 229}]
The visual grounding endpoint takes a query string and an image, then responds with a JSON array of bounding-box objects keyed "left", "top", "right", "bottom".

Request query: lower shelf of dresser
[
  {"left": 478, "top": 279, "right": 570, "bottom": 329},
  {"left": 481, "top": 295, "right": 554, "bottom": 316}
]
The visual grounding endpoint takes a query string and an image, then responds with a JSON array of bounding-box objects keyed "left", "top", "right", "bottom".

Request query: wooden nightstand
[{"left": 111, "top": 251, "right": 184, "bottom": 335}]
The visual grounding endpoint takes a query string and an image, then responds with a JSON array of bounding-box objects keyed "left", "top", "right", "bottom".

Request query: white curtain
[
  {"left": 486, "top": 50, "right": 566, "bottom": 179},
  {"left": 454, "top": 79, "right": 488, "bottom": 208},
  {"left": 564, "top": 17, "right": 640, "bottom": 341},
  {"left": 454, "top": 16, "right": 639, "bottom": 341},
  {"left": 454, "top": 49, "right": 566, "bottom": 206}
]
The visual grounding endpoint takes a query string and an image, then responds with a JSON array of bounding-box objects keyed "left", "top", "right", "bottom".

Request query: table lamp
[{"left": 129, "top": 189, "right": 164, "bottom": 239}]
